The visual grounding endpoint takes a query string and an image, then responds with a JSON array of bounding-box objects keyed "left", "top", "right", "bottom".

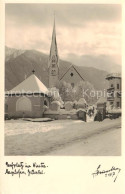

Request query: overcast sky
[{"left": 5, "top": 4, "right": 122, "bottom": 65}]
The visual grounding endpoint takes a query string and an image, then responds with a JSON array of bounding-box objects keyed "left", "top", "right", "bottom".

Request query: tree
[
  {"left": 56, "top": 80, "right": 97, "bottom": 104},
  {"left": 57, "top": 81, "right": 74, "bottom": 102},
  {"left": 48, "top": 87, "right": 64, "bottom": 107},
  {"left": 74, "top": 81, "right": 96, "bottom": 104}
]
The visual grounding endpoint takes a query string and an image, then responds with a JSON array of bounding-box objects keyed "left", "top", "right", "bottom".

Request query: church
[
  {"left": 5, "top": 17, "right": 85, "bottom": 118},
  {"left": 48, "top": 18, "right": 85, "bottom": 88}
]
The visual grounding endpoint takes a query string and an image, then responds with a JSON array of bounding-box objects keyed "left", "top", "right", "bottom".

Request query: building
[
  {"left": 48, "top": 17, "right": 59, "bottom": 88},
  {"left": 48, "top": 18, "right": 85, "bottom": 89},
  {"left": 6, "top": 72, "right": 51, "bottom": 118},
  {"left": 5, "top": 17, "right": 85, "bottom": 119},
  {"left": 60, "top": 65, "right": 85, "bottom": 88},
  {"left": 106, "top": 73, "right": 121, "bottom": 108},
  {"left": 96, "top": 97, "right": 107, "bottom": 120}
]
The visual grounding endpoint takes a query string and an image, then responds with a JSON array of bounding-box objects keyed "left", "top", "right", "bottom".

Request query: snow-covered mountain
[
  {"left": 5, "top": 46, "right": 25, "bottom": 61},
  {"left": 5, "top": 46, "right": 109, "bottom": 91}
]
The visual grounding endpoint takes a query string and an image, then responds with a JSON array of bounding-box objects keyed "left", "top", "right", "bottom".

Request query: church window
[
  {"left": 51, "top": 70, "right": 56, "bottom": 75},
  {"left": 52, "top": 63, "right": 56, "bottom": 67},
  {"left": 52, "top": 55, "right": 56, "bottom": 63},
  {"left": 71, "top": 83, "right": 74, "bottom": 88},
  {"left": 70, "top": 73, "right": 74, "bottom": 77}
]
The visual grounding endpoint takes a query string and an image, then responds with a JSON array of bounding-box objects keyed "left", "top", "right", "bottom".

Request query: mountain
[
  {"left": 5, "top": 46, "right": 25, "bottom": 62},
  {"left": 5, "top": 46, "right": 109, "bottom": 91}
]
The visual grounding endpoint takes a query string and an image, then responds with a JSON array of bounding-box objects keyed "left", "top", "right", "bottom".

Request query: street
[
  {"left": 5, "top": 118, "right": 121, "bottom": 156},
  {"left": 47, "top": 126, "right": 121, "bottom": 156}
]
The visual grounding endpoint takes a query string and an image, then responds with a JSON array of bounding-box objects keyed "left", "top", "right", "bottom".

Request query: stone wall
[
  {"left": 44, "top": 113, "right": 78, "bottom": 120},
  {"left": 7, "top": 95, "right": 48, "bottom": 118}
]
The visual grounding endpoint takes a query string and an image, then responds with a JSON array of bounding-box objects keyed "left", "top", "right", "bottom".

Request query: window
[
  {"left": 108, "top": 91, "right": 114, "bottom": 98},
  {"left": 51, "top": 70, "right": 56, "bottom": 75},
  {"left": 111, "top": 91, "right": 114, "bottom": 97},
  {"left": 117, "top": 102, "right": 120, "bottom": 108},
  {"left": 71, "top": 83, "right": 74, "bottom": 88},
  {"left": 70, "top": 73, "right": 74, "bottom": 77},
  {"left": 52, "top": 63, "right": 55, "bottom": 67},
  {"left": 52, "top": 55, "right": 56, "bottom": 63},
  {"left": 111, "top": 84, "right": 113, "bottom": 87},
  {"left": 110, "top": 102, "right": 113, "bottom": 105},
  {"left": 117, "top": 92, "right": 121, "bottom": 98},
  {"left": 117, "top": 84, "right": 119, "bottom": 89},
  {"left": 52, "top": 55, "right": 57, "bottom": 64},
  {"left": 44, "top": 100, "right": 48, "bottom": 106}
]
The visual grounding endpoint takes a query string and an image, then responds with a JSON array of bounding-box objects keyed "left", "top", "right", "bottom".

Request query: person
[{"left": 97, "top": 110, "right": 103, "bottom": 122}]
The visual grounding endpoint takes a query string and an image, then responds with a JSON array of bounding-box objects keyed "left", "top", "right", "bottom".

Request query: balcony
[
  {"left": 107, "top": 87, "right": 114, "bottom": 92},
  {"left": 107, "top": 90, "right": 114, "bottom": 101},
  {"left": 107, "top": 96, "right": 114, "bottom": 101}
]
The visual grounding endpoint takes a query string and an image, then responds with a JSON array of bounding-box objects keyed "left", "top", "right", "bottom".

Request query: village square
[{"left": 5, "top": 5, "right": 121, "bottom": 156}]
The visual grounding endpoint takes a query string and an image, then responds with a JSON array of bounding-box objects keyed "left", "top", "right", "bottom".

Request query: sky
[{"left": 5, "top": 4, "right": 122, "bottom": 67}]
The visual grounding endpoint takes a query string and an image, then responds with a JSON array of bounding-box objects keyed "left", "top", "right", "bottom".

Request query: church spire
[
  {"left": 49, "top": 13, "right": 59, "bottom": 66},
  {"left": 48, "top": 13, "right": 59, "bottom": 88}
]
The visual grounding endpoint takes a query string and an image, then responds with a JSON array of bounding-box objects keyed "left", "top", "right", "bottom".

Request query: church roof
[
  {"left": 6, "top": 74, "right": 49, "bottom": 95},
  {"left": 49, "top": 16, "right": 59, "bottom": 64},
  {"left": 60, "top": 64, "right": 85, "bottom": 81}
]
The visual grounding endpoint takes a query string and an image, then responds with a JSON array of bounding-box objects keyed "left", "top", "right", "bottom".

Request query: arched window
[
  {"left": 16, "top": 96, "right": 32, "bottom": 112},
  {"left": 52, "top": 63, "right": 56, "bottom": 67},
  {"left": 44, "top": 100, "right": 48, "bottom": 106},
  {"left": 52, "top": 55, "right": 56, "bottom": 63},
  {"left": 51, "top": 70, "right": 56, "bottom": 75},
  {"left": 71, "top": 83, "right": 74, "bottom": 88}
]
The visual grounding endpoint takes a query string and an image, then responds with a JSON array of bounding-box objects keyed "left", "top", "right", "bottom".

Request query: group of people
[
  {"left": 87, "top": 106, "right": 95, "bottom": 117},
  {"left": 87, "top": 106, "right": 104, "bottom": 122}
]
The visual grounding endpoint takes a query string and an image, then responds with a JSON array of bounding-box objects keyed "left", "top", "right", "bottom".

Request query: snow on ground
[
  {"left": 48, "top": 127, "right": 121, "bottom": 156},
  {"left": 5, "top": 118, "right": 121, "bottom": 156},
  {"left": 5, "top": 119, "right": 63, "bottom": 136}
]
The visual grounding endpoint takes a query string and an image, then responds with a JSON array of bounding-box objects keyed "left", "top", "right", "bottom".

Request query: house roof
[
  {"left": 6, "top": 74, "right": 49, "bottom": 95},
  {"left": 59, "top": 64, "right": 85, "bottom": 81},
  {"left": 106, "top": 73, "right": 121, "bottom": 80},
  {"left": 96, "top": 97, "right": 107, "bottom": 104}
]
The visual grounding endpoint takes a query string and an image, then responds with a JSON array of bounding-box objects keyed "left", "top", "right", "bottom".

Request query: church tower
[{"left": 48, "top": 16, "right": 59, "bottom": 88}]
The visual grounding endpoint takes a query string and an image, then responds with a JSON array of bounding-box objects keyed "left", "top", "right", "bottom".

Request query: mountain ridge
[{"left": 5, "top": 46, "right": 109, "bottom": 91}]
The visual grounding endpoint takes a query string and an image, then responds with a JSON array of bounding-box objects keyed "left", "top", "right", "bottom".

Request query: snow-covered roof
[
  {"left": 6, "top": 74, "right": 49, "bottom": 95},
  {"left": 106, "top": 73, "right": 121, "bottom": 80},
  {"left": 78, "top": 98, "right": 87, "bottom": 104},
  {"left": 60, "top": 64, "right": 85, "bottom": 81},
  {"left": 96, "top": 97, "right": 107, "bottom": 104}
]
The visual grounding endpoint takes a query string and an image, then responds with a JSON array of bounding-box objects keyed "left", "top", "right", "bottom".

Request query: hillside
[
  {"left": 5, "top": 46, "right": 108, "bottom": 91},
  {"left": 67, "top": 53, "right": 121, "bottom": 74},
  {"left": 5, "top": 46, "right": 25, "bottom": 62}
]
